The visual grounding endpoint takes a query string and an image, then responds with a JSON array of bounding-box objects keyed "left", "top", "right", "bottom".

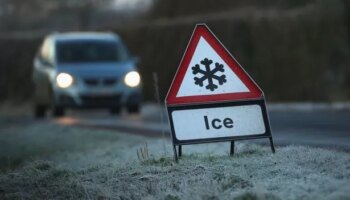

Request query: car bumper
[{"left": 53, "top": 86, "right": 142, "bottom": 108}]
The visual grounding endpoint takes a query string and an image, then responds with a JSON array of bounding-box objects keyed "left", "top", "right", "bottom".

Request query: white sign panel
[{"left": 171, "top": 105, "right": 266, "bottom": 141}]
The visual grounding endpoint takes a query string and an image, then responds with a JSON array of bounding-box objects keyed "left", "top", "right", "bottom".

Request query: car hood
[{"left": 56, "top": 62, "right": 136, "bottom": 78}]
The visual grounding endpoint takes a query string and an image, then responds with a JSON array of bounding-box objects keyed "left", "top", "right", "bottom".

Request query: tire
[
  {"left": 109, "top": 107, "right": 121, "bottom": 115},
  {"left": 52, "top": 106, "right": 65, "bottom": 117},
  {"left": 34, "top": 105, "right": 46, "bottom": 118},
  {"left": 127, "top": 104, "right": 140, "bottom": 114}
]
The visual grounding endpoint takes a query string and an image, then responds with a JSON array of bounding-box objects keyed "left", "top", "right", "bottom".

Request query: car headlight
[
  {"left": 124, "top": 71, "right": 141, "bottom": 87},
  {"left": 56, "top": 73, "right": 74, "bottom": 88}
]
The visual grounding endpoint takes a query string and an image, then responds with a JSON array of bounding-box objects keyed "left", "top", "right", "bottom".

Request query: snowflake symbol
[{"left": 192, "top": 58, "right": 227, "bottom": 91}]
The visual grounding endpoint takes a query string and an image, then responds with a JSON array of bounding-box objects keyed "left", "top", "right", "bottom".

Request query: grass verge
[{"left": 0, "top": 122, "right": 349, "bottom": 199}]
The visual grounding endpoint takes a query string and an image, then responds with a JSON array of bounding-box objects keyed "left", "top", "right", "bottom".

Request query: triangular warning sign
[{"left": 166, "top": 24, "right": 263, "bottom": 105}]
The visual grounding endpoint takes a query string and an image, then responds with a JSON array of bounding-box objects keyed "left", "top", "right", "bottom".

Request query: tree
[{"left": 0, "top": 0, "right": 112, "bottom": 31}]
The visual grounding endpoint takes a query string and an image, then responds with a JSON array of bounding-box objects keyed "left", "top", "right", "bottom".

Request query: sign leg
[
  {"left": 230, "top": 141, "right": 235, "bottom": 156},
  {"left": 269, "top": 137, "right": 276, "bottom": 153},
  {"left": 173, "top": 144, "right": 178, "bottom": 162},
  {"left": 178, "top": 145, "right": 182, "bottom": 157}
]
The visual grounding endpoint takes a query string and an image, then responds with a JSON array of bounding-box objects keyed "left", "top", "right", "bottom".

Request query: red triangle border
[{"left": 166, "top": 24, "right": 263, "bottom": 105}]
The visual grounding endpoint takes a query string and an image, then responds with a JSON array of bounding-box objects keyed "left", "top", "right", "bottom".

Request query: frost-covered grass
[{"left": 0, "top": 121, "right": 350, "bottom": 200}]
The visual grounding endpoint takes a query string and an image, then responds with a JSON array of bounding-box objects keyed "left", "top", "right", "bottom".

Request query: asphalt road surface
[{"left": 54, "top": 103, "right": 350, "bottom": 151}]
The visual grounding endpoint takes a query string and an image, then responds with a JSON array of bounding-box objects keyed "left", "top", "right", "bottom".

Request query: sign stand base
[
  {"left": 172, "top": 144, "right": 178, "bottom": 161},
  {"left": 172, "top": 137, "right": 276, "bottom": 162},
  {"left": 269, "top": 137, "right": 276, "bottom": 153},
  {"left": 178, "top": 145, "right": 182, "bottom": 157},
  {"left": 230, "top": 141, "right": 235, "bottom": 156}
]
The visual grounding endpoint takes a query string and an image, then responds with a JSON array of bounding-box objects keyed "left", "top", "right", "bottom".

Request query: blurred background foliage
[{"left": 0, "top": 0, "right": 350, "bottom": 102}]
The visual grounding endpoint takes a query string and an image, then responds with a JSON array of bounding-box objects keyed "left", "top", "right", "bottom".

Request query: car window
[{"left": 56, "top": 40, "right": 130, "bottom": 64}]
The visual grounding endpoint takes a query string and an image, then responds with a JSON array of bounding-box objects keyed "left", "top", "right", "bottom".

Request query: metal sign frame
[{"left": 165, "top": 23, "right": 275, "bottom": 161}]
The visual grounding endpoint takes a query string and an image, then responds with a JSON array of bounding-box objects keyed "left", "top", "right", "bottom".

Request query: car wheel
[
  {"left": 34, "top": 105, "right": 47, "bottom": 118},
  {"left": 53, "top": 106, "right": 65, "bottom": 117},
  {"left": 109, "top": 107, "right": 121, "bottom": 115},
  {"left": 127, "top": 104, "right": 140, "bottom": 114}
]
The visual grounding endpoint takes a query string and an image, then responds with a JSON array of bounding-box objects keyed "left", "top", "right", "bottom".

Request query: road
[{"left": 51, "top": 103, "right": 350, "bottom": 151}]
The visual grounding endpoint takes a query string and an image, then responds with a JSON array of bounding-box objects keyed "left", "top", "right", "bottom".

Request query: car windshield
[{"left": 56, "top": 40, "right": 129, "bottom": 63}]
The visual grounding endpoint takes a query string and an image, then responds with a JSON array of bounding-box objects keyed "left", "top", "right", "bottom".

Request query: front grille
[
  {"left": 84, "top": 79, "right": 99, "bottom": 86},
  {"left": 84, "top": 78, "right": 117, "bottom": 87},
  {"left": 103, "top": 78, "right": 117, "bottom": 86},
  {"left": 80, "top": 94, "right": 120, "bottom": 106}
]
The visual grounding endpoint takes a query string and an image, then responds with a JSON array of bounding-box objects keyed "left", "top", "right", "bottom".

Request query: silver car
[{"left": 32, "top": 32, "right": 142, "bottom": 118}]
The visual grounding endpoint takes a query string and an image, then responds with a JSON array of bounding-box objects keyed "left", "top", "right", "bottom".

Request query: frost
[{"left": 0, "top": 123, "right": 350, "bottom": 199}]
